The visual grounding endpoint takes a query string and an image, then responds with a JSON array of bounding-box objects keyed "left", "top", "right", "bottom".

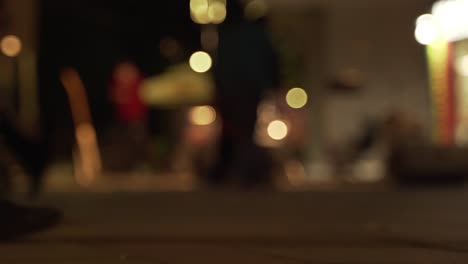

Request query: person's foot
[{"left": 0, "top": 199, "right": 62, "bottom": 241}]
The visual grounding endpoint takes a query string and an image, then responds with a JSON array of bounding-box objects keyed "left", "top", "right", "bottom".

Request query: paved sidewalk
[{"left": 2, "top": 191, "right": 468, "bottom": 263}]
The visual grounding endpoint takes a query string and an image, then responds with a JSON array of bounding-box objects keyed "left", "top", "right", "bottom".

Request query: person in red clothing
[
  {"left": 110, "top": 61, "right": 149, "bottom": 170},
  {"left": 111, "top": 62, "right": 147, "bottom": 124}
]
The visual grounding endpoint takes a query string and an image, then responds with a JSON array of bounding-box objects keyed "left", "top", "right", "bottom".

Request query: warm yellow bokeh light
[
  {"left": 190, "top": 0, "right": 208, "bottom": 11},
  {"left": 190, "top": 0, "right": 210, "bottom": 24},
  {"left": 286, "top": 87, "right": 308, "bottom": 109},
  {"left": 189, "top": 51, "right": 212, "bottom": 73},
  {"left": 189, "top": 105, "right": 217, "bottom": 125},
  {"left": 191, "top": 10, "right": 210, "bottom": 24},
  {"left": 1, "top": 35, "right": 22, "bottom": 57},
  {"left": 267, "top": 120, "right": 288, "bottom": 140},
  {"left": 208, "top": 1, "right": 227, "bottom": 24}
]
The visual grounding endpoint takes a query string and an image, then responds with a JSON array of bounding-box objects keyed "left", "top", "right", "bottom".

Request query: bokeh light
[
  {"left": 189, "top": 105, "right": 217, "bottom": 125},
  {"left": 189, "top": 51, "right": 212, "bottom": 73},
  {"left": 415, "top": 14, "right": 439, "bottom": 45},
  {"left": 245, "top": 0, "right": 269, "bottom": 20},
  {"left": 1, "top": 35, "right": 22, "bottom": 57},
  {"left": 286, "top": 87, "right": 308, "bottom": 109},
  {"left": 431, "top": 0, "right": 460, "bottom": 41},
  {"left": 267, "top": 120, "right": 288, "bottom": 140},
  {"left": 190, "top": 0, "right": 210, "bottom": 24},
  {"left": 208, "top": 1, "right": 227, "bottom": 24},
  {"left": 190, "top": 0, "right": 209, "bottom": 11}
]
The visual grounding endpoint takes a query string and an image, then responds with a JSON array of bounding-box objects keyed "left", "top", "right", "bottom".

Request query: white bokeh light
[
  {"left": 267, "top": 120, "right": 288, "bottom": 141},
  {"left": 189, "top": 51, "right": 212, "bottom": 73},
  {"left": 430, "top": 0, "right": 468, "bottom": 41},
  {"left": 189, "top": 105, "right": 217, "bottom": 125},
  {"left": 415, "top": 14, "right": 439, "bottom": 45}
]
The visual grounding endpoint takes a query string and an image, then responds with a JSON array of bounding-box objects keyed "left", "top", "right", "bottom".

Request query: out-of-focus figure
[
  {"left": 140, "top": 63, "right": 216, "bottom": 174},
  {"left": 0, "top": 94, "right": 61, "bottom": 241},
  {"left": 347, "top": 111, "right": 425, "bottom": 183},
  {"left": 108, "top": 62, "right": 149, "bottom": 171},
  {"left": 206, "top": 0, "right": 280, "bottom": 187},
  {"left": 348, "top": 111, "right": 424, "bottom": 161},
  {"left": 0, "top": 113, "right": 48, "bottom": 198}
]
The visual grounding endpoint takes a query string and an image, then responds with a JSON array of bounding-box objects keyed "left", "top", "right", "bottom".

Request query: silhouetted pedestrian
[{"left": 207, "top": 0, "right": 280, "bottom": 187}]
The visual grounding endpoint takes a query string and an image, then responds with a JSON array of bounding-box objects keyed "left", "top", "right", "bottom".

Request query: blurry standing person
[
  {"left": 0, "top": 101, "right": 61, "bottom": 240},
  {"left": 207, "top": 0, "right": 281, "bottom": 187},
  {"left": 0, "top": 62, "right": 47, "bottom": 197},
  {"left": 110, "top": 62, "right": 149, "bottom": 171},
  {"left": 0, "top": 119, "right": 62, "bottom": 240},
  {"left": 0, "top": 115, "right": 47, "bottom": 197}
]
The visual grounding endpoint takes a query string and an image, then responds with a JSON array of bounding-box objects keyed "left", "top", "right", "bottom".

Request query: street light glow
[
  {"left": 1, "top": 35, "right": 22, "bottom": 57},
  {"left": 286, "top": 87, "right": 308, "bottom": 109},
  {"left": 415, "top": 14, "right": 439, "bottom": 45},
  {"left": 267, "top": 120, "right": 288, "bottom": 140},
  {"left": 189, "top": 105, "right": 217, "bottom": 125},
  {"left": 190, "top": 0, "right": 210, "bottom": 24},
  {"left": 208, "top": 1, "right": 227, "bottom": 24},
  {"left": 189, "top": 51, "right": 212, "bottom": 73}
]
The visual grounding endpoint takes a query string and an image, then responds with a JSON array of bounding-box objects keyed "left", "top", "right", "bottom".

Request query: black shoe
[{"left": 0, "top": 199, "right": 62, "bottom": 241}]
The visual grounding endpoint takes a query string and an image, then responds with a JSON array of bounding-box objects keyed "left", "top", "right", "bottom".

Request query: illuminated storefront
[{"left": 415, "top": 0, "right": 468, "bottom": 146}]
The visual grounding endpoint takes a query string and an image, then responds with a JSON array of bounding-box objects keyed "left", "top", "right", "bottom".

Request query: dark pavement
[{"left": 3, "top": 190, "right": 468, "bottom": 263}]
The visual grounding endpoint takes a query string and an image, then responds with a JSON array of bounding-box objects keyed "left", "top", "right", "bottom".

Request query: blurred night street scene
[{"left": 3, "top": 0, "right": 468, "bottom": 262}]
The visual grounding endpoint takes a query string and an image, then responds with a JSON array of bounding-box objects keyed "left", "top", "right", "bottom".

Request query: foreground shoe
[{"left": 0, "top": 199, "right": 62, "bottom": 241}]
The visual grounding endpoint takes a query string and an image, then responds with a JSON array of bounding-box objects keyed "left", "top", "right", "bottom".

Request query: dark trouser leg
[
  {"left": 206, "top": 111, "right": 235, "bottom": 185},
  {"left": 228, "top": 98, "right": 271, "bottom": 186},
  {"left": 209, "top": 93, "right": 272, "bottom": 186}
]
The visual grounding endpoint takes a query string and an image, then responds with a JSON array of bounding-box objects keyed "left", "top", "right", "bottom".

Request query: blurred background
[{"left": 2, "top": 0, "right": 467, "bottom": 195}]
